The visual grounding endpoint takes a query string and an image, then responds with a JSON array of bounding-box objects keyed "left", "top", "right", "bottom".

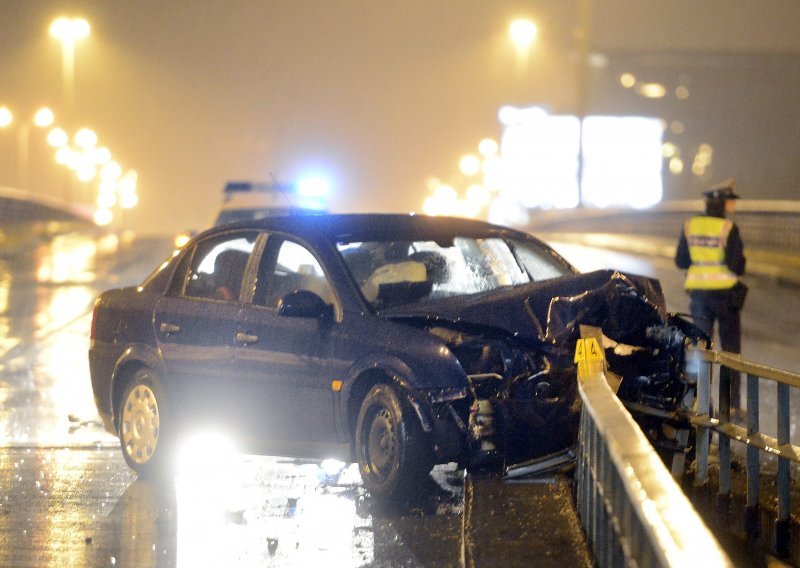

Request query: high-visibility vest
[{"left": 684, "top": 216, "right": 738, "bottom": 290}]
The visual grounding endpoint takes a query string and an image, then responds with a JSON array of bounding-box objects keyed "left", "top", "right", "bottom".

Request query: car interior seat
[
  {"left": 213, "top": 249, "right": 250, "bottom": 301},
  {"left": 408, "top": 251, "right": 449, "bottom": 284},
  {"left": 341, "top": 248, "right": 376, "bottom": 287}
]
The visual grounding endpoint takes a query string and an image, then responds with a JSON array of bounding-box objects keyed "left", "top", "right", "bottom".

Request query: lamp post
[
  {"left": 0, "top": 106, "right": 56, "bottom": 189},
  {"left": 49, "top": 17, "right": 90, "bottom": 125},
  {"left": 508, "top": 18, "right": 538, "bottom": 76},
  {"left": 19, "top": 107, "right": 56, "bottom": 189},
  {"left": 575, "top": 0, "right": 592, "bottom": 208}
]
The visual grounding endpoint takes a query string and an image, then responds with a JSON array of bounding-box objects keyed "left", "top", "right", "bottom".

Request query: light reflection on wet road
[
  {"left": 0, "top": 449, "right": 464, "bottom": 566},
  {"left": 0, "top": 233, "right": 798, "bottom": 566}
]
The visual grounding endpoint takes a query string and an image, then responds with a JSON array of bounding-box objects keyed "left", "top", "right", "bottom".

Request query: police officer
[{"left": 675, "top": 179, "right": 746, "bottom": 410}]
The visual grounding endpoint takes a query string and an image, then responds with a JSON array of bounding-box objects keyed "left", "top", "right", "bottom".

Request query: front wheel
[
  {"left": 118, "top": 368, "right": 171, "bottom": 477},
  {"left": 355, "top": 384, "right": 432, "bottom": 498}
]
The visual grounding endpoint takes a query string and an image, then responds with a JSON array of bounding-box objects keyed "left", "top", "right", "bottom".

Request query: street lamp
[
  {"left": 49, "top": 17, "right": 90, "bottom": 123},
  {"left": 47, "top": 127, "right": 69, "bottom": 148},
  {"left": 0, "top": 107, "right": 13, "bottom": 128},
  {"left": 0, "top": 106, "right": 57, "bottom": 188},
  {"left": 509, "top": 18, "right": 538, "bottom": 73},
  {"left": 34, "top": 108, "right": 55, "bottom": 128}
]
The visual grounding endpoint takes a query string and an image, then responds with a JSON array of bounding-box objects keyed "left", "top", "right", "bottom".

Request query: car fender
[
  {"left": 339, "top": 351, "right": 464, "bottom": 437},
  {"left": 109, "top": 343, "right": 166, "bottom": 428}
]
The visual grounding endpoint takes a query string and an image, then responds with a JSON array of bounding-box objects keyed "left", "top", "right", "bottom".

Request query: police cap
[{"left": 703, "top": 179, "right": 740, "bottom": 200}]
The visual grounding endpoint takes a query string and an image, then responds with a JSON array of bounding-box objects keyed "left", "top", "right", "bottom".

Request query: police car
[
  {"left": 213, "top": 181, "right": 324, "bottom": 225},
  {"left": 174, "top": 180, "right": 327, "bottom": 248}
]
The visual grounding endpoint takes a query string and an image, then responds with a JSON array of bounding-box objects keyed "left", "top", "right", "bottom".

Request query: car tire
[
  {"left": 355, "top": 383, "right": 432, "bottom": 498},
  {"left": 118, "top": 368, "right": 171, "bottom": 477}
]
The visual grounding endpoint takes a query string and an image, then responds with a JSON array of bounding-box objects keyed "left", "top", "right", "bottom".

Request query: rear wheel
[
  {"left": 355, "top": 383, "right": 432, "bottom": 498},
  {"left": 118, "top": 368, "right": 171, "bottom": 477}
]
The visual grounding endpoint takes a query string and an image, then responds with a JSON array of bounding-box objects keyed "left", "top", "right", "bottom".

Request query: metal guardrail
[
  {"left": 574, "top": 329, "right": 731, "bottom": 567},
  {"left": 526, "top": 200, "right": 800, "bottom": 254},
  {"left": 689, "top": 347, "right": 800, "bottom": 558},
  {"left": 525, "top": 201, "right": 800, "bottom": 285},
  {"left": 0, "top": 185, "right": 94, "bottom": 224},
  {"left": 0, "top": 185, "right": 96, "bottom": 256}
]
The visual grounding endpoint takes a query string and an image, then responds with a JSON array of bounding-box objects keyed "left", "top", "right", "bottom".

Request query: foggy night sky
[{"left": 1, "top": 1, "right": 799, "bottom": 233}]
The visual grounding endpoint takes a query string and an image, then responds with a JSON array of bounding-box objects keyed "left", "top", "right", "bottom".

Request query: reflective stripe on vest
[{"left": 684, "top": 216, "right": 737, "bottom": 290}]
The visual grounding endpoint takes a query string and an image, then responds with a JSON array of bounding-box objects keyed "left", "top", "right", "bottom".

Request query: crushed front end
[
  {"left": 425, "top": 323, "right": 581, "bottom": 469},
  {"left": 396, "top": 269, "right": 708, "bottom": 471},
  {"left": 541, "top": 271, "right": 709, "bottom": 462}
]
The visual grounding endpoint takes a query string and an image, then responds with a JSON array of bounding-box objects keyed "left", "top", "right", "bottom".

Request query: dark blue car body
[{"left": 89, "top": 213, "right": 698, "bottom": 497}]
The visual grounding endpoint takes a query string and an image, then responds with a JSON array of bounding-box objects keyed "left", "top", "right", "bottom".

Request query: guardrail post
[
  {"left": 718, "top": 367, "right": 732, "bottom": 509},
  {"left": 592, "top": 420, "right": 601, "bottom": 564},
  {"left": 695, "top": 356, "right": 712, "bottom": 486},
  {"left": 577, "top": 409, "right": 586, "bottom": 534},
  {"left": 744, "top": 373, "right": 760, "bottom": 540},
  {"left": 774, "top": 382, "right": 791, "bottom": 558}
]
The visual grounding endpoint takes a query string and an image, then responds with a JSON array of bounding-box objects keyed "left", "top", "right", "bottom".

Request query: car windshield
[{"left": 337, "top": 236, "right": 570, "bottom": 310}]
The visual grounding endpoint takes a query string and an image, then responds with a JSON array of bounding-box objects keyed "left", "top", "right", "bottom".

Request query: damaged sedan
[{"left": 89, "top": 214, "right": 705, "bottom": 498}]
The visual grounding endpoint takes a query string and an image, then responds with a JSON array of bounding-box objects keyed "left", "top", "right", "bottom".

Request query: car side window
[
  {"left": 177, "top": 232, "right": 257, "bottom": 301},
  {"left": 254, "top": 239, "right": 334, "bottom": 309},
  {"left": 509, "top": 239, "right": 571, "bottom": 281}
]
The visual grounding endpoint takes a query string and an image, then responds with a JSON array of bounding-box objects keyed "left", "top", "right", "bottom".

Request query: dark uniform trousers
[{"left": 689, "top": 288, "right": 742, "bottom": 409}]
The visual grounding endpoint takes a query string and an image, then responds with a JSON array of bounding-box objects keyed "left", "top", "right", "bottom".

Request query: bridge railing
[
  {"left": 574, "top": 328, "right": 731, "bottom": 567},
  {"left": 688, "top": 347, "right": 800, "bottom": 558},
  {"left": 526, "top": 200, "right": 800, "bottom": 253},
  {"left": 525, "top": 200, "right": 800, "bottom": 284}
]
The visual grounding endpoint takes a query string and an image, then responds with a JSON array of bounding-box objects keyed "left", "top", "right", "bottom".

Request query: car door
[
  {"left": 154, "top": 230, "right": 258, "bottom": 422},
  {"left": 233, "top": 235, "right": 345, "bottom": 457}
]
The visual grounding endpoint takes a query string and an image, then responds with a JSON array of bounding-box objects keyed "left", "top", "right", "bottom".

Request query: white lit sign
[
  {"left": 497, "top": 107, "right": 664, "bottom": 213},
  {"left": 499, "top": 108, "right": 580, "bottom": 209},
  {"left": 581, "top": 116, "right": 663, "bottom": 208}
]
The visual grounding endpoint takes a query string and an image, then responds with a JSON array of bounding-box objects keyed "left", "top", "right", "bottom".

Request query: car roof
[{"left": 212, "top": 212, "right": 530, "bottom": 242}]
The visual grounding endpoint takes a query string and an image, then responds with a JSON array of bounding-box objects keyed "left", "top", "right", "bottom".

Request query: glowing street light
[
  {"left": 76, "top": 162, "right": 97, "bottom": 182},
  {"left": 0, "top": 107, "right": 13, "bottom": 128},
  {"left": 96, "top": 191, "right": 117, "bottom": 209},
  {"left": 508, "top": 18, "right": 538, "bottom": 75},
  {"left": 74, "top": 127, "right": 97, "bottom": 148},
  {"left": 94, "top": 208, "right": 113, "bottom": 226},
  {"left": 509, "top": 18, "right": 538, "bottom": 50},
  {"left": 478, "top": 138, "right": 499, "bottom": 157},
  {"left": 49, "top": 16, "right": 90, "bottom": 122},
  {"left": 94, "top": 146, "right": 112, "bottom": 164},
  {"left": 459, "top": 154, "right": 481, "bottom": 176},
  {"left": 49, "top": 17, "right": 90, "bottom": 42},
  {"left": 0, "top": 105, "right": 59, "bottom": 188},
  {"left": 100, "top": 161, "right": 122, "bottom": 181},
  {"left": 55, "top": 146, "right": 73, "bottom": 165},
  {"left": 34, "top": 107, "right": 55, "bottom": 127},
  {"left": 118, "top": 170, "right": 139, "bottom": 209}
]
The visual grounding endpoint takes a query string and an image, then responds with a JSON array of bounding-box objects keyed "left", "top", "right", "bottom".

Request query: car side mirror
[{"left": 278, "top": 290, "right": 332, "bottom": 319}]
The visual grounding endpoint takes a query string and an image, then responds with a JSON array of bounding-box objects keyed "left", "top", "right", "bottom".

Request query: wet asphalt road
[
  {"left": 0, "top": 234, "right": 468, "bottom": 567},
  {"left": 0, "top": 446, "right": 466, "bottom": 567},
  {"left": 0, "top": 231, "right": 797, "bottom": 566}
]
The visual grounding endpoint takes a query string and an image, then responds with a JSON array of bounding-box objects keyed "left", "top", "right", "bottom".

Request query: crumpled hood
[{"left": 380, "top": 269, "right": 668, "bottom": 347}]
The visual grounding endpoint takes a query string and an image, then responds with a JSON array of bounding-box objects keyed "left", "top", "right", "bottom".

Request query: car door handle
[
  {"left": 159, "top": 322, "right": 181, "bottom": 334},
  {"left": 235, "top": 332, "right": 259, "bottom": 344}
]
